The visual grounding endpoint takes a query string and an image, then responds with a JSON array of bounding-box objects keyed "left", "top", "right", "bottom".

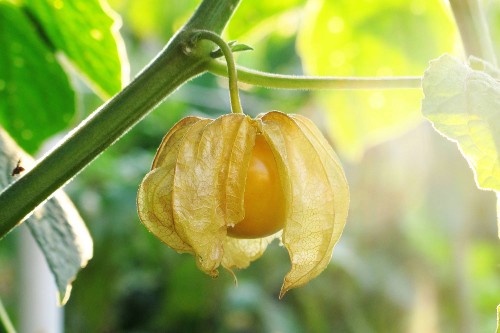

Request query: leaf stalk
[{"left": 207, "top": 60, "right": 422, "bottom": 90}]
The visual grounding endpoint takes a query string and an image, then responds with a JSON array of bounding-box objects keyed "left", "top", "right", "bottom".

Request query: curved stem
[
  {"left": 192, "top": 30, "right": 243, "bottom": 113},
  {"left": 207, "top": 60, "right": 422, "bottom": 90}
]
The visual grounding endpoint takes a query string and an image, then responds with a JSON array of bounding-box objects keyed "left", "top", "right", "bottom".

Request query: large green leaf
[
  {"left": 421, "top": 54, "right": 500, "bottom": 236},
  {"left": 0, "top": 127, "right": 93, "bottom": 304},
  {"left": 0, "top": 2, "right": 75, "bottom": 154},
  {"left": 23, "top": 0, "right": 128, "bottom": 98},
  {"left": 297, "top": 0, "right": 456, "bottom": 159}
]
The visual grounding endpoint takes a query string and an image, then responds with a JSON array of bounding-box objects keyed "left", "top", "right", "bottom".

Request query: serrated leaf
[
  {"left": 0, "top": 2, "right": 75, "bottom": 154},
  {"left": 422, "top": 54, "right": 500, "bottom": 236},
  {"left": 297, "top": 0, "right": 456, "bottom": 159},
  {"left": 0, "top": 128, "right": 93, "bottom": 304},
  {"left": 23, "top": 0, "right": 128, "bottom": 98}
]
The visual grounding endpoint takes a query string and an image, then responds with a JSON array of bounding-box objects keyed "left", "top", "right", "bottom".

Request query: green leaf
[
  {"left": 422, "top": 54, "right": 500, "bottom": 236},
  {"left": 23, "top": 0, "right": 128, "bottom": 98},
  {"left": 231, "top": 43, "right": 254, "bottom": 53},
  {"left": 297, "top": 0, "right": 456, "bottom": 159},
  {"left": 0, "top": 2, "right": 75, "bottom": 154},
  {"left": 0, "top": 128, "right": 93, "bottom": 304},
  {"left": 26, "top": 191, "right": 93, "bottom": 305},
  {"left": 210, "top": 42, "right": 254, "bottom": 58}
]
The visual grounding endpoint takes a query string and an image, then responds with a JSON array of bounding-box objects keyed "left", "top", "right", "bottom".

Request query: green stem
[
  {"left": 207, "top": 60, "right": 422, "bottom": 90},
  {"left": 192, "top": 30, "right": 243, "bottom": 113},
  {"left": 449, "top": 0, "right": 497, "bottom": 65},
  {"left": 0, "top": 0, "right": 241, "bottom": 237},
  {"left": 0, "top": 298, "right": 16, "bottom": 333}
]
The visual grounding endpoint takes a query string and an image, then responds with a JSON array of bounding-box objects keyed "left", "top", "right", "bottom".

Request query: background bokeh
[{"left": 1, "top": 0, "right": 500, "bottom": 332}]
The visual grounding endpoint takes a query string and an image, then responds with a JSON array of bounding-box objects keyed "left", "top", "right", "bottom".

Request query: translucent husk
[
  {"left": 137, "top": 111, "right": 349, "bottom": 297},
  {"left": 137, "top": 117, "right": 210, "bottom": 253},
  {"left": 171, "top": 114, "right": 256, "bottom": 276},
  {"left": 258, "top": 112, "right": 349, "bottom": 298}
]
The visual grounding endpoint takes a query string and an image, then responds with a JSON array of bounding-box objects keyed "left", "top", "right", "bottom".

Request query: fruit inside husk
[{"left": 227, "top": 134, "right": 286, "bottom": 238}]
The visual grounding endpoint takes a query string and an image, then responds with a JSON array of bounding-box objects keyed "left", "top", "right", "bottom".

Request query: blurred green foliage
[
  {"left": 297, "top": 0, "right": 457, "bottom": 160},
  {"left": 1, "top": 0, "right": 499, "bottom": 332}
]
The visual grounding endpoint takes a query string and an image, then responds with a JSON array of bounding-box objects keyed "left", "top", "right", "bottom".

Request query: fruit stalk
[{"left": 192, "top": 30, "right": 244, "bottom": 114}]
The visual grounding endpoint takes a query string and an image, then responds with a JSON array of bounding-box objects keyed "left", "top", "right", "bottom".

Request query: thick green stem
[
  {"left": 0, "top": 0, "right": 241, "bottom": 237},
  {"left": 207, "top": 60, "right": 422, "bottom": 90},
  {"left": 192, "top": 30, "right": 243, "bottom": 113},
  {"left": 449, "top": 0, "right": 497, "bottom": 65}
]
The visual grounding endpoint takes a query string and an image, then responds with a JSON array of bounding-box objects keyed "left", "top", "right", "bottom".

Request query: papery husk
[
  {"left": 222, "top": 232, "right": 281, "bottom": 270},
  {"left": 138, "top": 167, "right": 193, "bottom": 253},
  {"left": 152, "top": 116, "right": 203, "bottom": 169},
  {"left": 259, "top": 111, "right": 349, "bottom": 298},
  {"left": 137, "top": 117, "right": 209, "bottom": 253},
  {"left": 172, "top": 114, "right": 257, "bottom": 277},
  {"left": 138, "top": 111, "right": 349, "bottom": 297}
]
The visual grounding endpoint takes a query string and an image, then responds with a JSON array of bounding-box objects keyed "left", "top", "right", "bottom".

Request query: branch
[
  {"left": 0, "top": 0, "right": 242, "bottom": 237},
  {"left": 207, "top": 60, "right": 422, "bottom": 90},
  {"left": 449, "top": 0, "right": 497, "bottom": 66}
]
